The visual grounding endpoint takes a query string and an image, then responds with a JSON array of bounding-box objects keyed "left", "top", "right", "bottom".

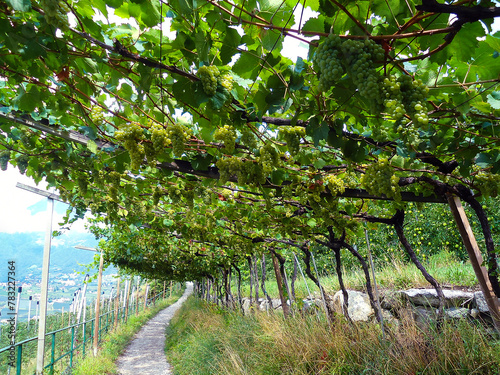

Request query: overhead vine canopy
[{"left": 1, "top": 0, "right": 500, "bottom": 287}]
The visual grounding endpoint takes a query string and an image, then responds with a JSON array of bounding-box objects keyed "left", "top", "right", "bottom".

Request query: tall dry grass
[{"left": 166, "top": 296, "right": 500, "bottom": 374}]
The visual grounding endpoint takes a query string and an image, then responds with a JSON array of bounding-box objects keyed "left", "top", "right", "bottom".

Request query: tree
[{"left": 1, "top": 0, "right": 500, "bottom": 305}]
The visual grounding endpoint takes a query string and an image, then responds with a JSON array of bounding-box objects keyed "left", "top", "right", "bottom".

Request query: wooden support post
[
  {"left": 447, "top": 194, "right": 500, "bottom": 331},
  {"left": 271, "top": 252, "right": 290, "bottom": 317},
  {"left": 114, "top": 277, "right": 121, "bottom": 329},
  {"left": 124, "top": 278, "right": 131, "bottom": 321}
]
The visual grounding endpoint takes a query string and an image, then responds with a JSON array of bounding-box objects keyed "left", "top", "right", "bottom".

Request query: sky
[{"left": 0, "top": 167, "right": 89, "bottom": 234}]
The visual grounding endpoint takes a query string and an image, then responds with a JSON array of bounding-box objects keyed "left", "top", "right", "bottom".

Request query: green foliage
[{"left": 0, "top": 0, "right": 499, "bottom": 290}]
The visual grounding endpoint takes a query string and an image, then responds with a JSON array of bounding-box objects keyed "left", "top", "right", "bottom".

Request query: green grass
[
  {"left": 233, "top": 250, "right": 478, "bottom": 300},
  {"left": 165, "top": 296, "right": 500, "bottom": 375},
  {"left": 72, "top": 288, "right": 185, "bottom": 375}
]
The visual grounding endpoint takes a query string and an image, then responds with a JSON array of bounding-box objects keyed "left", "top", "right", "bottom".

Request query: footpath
[{"left": 116, "top": 282, "right": 194, "bottom": 375}]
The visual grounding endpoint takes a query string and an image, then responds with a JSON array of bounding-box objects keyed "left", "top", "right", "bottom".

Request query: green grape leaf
[
  {"left": 487, "top": 91, "right": 500, "bottom": 109},
  {"left": 6, "top": 0, "right": 30, "bottom": 11}
]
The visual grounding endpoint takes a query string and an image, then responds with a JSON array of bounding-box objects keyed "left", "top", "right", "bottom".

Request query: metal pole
[
  {"left": 364, "top": 230, "right": 385, "bottom": 339},
  {"left": 36, "top": 197, "right": 54, "bottom": 374},
  {"left": 14, "top": 286, "right": 22, "bottom": 334},
  {"left": 311, "top": 252, "right": 331, "bottom": 326},
  {"left": 27, "top": 296, "right": 32, "bottom": 330},
  {"left": 94, "top": 250, "right": 104, "bottom": 356}
]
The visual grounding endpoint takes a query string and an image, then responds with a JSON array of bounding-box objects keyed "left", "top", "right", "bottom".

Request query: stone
[
  {"left": 473, "top": 291, "right": 500, "bottom": 313},
  {"left": 402, "top": 288, "right": 473, "bottom": 308},
  {"left": 380, "top": 290, "right": 405, "bottom": 311},
  {"left": 413, "top": 307, "right": 438, "bottom": 325},
  {"left": 333, "top": 290, "right": 374, "bottom": 322},
  {"left": 444, "top": 307, "right": 470, "bottom": 319}
]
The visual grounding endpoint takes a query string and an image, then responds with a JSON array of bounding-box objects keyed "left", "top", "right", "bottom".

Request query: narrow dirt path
[{"left": 115, "top": 282, "right": 193, "bottom": 375}]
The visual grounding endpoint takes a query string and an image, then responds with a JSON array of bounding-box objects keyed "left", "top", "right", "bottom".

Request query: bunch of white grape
[
  {"left": 16, "top": 155, "right": 30, "bottom": 175},
  {"left": 325, "top": 174, "right": 346, "bottom": 196},
  {"left": 214, "top": 125, "right": 237, "bottom": 153},
  {"left": 279, "top": 126, "right": 305, "bottom": 156},
  {"left": 89, "top": 106, "right": 105, "bottom": 125},
  {"left": 150, "top": 123, "right": 169, "bottom": 153},
  {"left": 115, "top": 122, "right": 145, "bottom": 170},
  {"left": 39, "top": 0, "right": 70, "bottom": 31},
  {"left": 340, "top": 38, "right": 385, "bottom": 101},
  {"left": 361, "top": 159, "right": 401, "bottom": 201},
  {"left": 217, "top": 157, "right": 265, "bottom": 185},
  {"left": 240, "top": 128, "right": 257, "bottom": 149},
  {"left": 259, "top": 144, "right": 279, "bottom": 174},
  {"left": 0, "top": 150, "right": 10, "bottom": 171},
  {"left": 220, "top": 73, "right": 233, "bottom": 92},
  {"left": 166, "top": 123, "right": 189, "bottom": 157},
  {"left": 474, "top": 171, "right": 500, "bottom": 197},
  {"left": 314, "top": 34, "right": 344, "bottom": 91},
  {"left": 197, "top": 65, "right": 220, "bottom": 96}
]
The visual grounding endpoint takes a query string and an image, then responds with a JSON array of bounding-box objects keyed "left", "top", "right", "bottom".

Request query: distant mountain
[{"left": 0, "top": 231, "right": 100, "bottom": 281}]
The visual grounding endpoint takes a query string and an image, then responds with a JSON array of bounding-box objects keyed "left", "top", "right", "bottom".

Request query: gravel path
[{"left": 116, "top": 282, "right": 193, "bottom": 375}]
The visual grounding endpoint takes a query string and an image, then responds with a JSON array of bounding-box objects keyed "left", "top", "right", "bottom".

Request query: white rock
[
  {"left": 333, "top": 290, "right": 374, "bottom": 322},
  {"left": 402, "top": 289, "right": 473, "bottom": 308},
  {"left": 473, "top": 291, "right": 500, "bottom": 313}
]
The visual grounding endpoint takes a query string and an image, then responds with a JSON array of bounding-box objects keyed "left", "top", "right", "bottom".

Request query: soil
[{"left": 115, "top": 282, "right": 194, "bottom": 375}]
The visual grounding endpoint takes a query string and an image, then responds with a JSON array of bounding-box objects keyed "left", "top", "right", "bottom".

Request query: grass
[
  {"left": 165, "top": 296, "right": 500, "bottom": 375},
  {"left": 233, "top": 250, "right": 478, "bottom": 301},
  {"left": 71, "top": 287, "right": 185, "bottom": 375}
]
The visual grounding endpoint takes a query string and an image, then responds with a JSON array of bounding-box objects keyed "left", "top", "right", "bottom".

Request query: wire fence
[{"left": 0, "top": 289, "right": 168, "bottom": 375}]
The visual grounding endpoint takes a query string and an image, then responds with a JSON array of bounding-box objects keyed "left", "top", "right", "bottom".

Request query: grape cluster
[
  {"left": 0, "top": 150, "right": 10, "bottom": 171},
  {"left": 152, "top": 186, "right": 163, "bottom": 205},
  {"left": 314, "top": 34, "right": 344, "bottom": 91},
  {"left": 214, "top": 125, "right": 237, "bottom": 153},
  {"left": 259, "top": 144, "right": 280, "bottom": 174},
  {"left": 374, "top": 74, "right": 430, "bottom": 145},
  {"left": 216, "top": 157, "right": 265, "bottom": 185},
  {"left": 315, "top": 35, "right": 431, "bottom": 145},
  {"left": 314, "top": 35, "right": 384, "bottom": 98},
  {"left": 77, "top": 176, "right": 88, "bottom": 196},
  {"left": 16, "top": 154, "right": 29, "bottom": 175},
  {"left": 279, "top": 126, "right": 305, "bottom": 156},
  {"left": 107, "top": 171, "right": 121, "bottom": 201},
  {"left": 197, "top": 65, "right": 220, "bottom": 96},
  {"left": 361, "top": 159, "right": 401, "bottom": 201},
  {"left": 150, "top": 123, "right": 169, "bottom": 153},
  {"left": 325, "top": 174, "right": 345, "bottom": 196},
  {"left": 240, "top": 128, "right": 257, "bottom": 150},
  {"left": 20, "top": 129, "right": 34, "bottom": 148},
  {"left": 144, "top": 143, "right": 156, "bottom": 165},
  {"left": 39, "top": 0, "right": 70, "bottom": 31},
  {"left": 474, "top": 172, "right": 500, "bottom": 197},
  {"left": 166, "top": 184, "right": 183, "bottom": 204},
  {"left": 115, "top": 122, "right": 145, "bottom": 170},
  {"left": 398, "top": 75, "right": 429, "bottom": 126},
  {"left": 341, "top": 39, "right": 385, "bottom": 101},
  {"left": 220, "top": 73, "right": 233, "bottom": 92},
  {"left": 89, "top": 106, "right": 105, "bottom": 125},
  {"left": 166, "top": 123, "right": 189, "bottom": 157}
]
